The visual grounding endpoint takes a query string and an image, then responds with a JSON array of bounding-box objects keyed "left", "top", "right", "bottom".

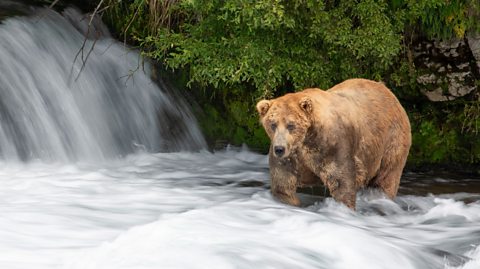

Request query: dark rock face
[
  {"left": 414, "top": 34, "right": 480, "bottom": 102},
  {"left": 0, "top": 1, "right": 101, "bottom": 22},
  {"left": 0, "top": 0, "right": 31, "bottom": 20},
  {"left": 468, "top": 33, "right": 480, "bottom": 72}
]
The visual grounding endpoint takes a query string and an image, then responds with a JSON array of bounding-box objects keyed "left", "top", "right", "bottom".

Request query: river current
[
  {"left": 0, "top": 4, "right": 479, "bottom": 269},
  {"left": 1, "top": 148, "right": 479, "bottom": 269}
]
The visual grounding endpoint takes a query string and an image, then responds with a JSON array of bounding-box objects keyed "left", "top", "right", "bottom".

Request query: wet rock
[
  {"left": 467, "top": 32, "right": 480, "bottom": 71},
  {"left": 414, "top": 37, "right": 479, "bottom": 102},
  {"left": 0, "top": 0, "right": 31, "bottom": 20},
  {"left": 421, "top": 87, "right": 451, "bottom": 102}
]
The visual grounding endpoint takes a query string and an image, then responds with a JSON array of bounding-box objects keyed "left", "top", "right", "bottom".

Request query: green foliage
[
  {"left": 408, "top": 102, "right": 480, "bottom": 165},
  {"left": 104, "top": 0, "right": 150, "bottom": 41},
  {"left": 409, "top": 0, "right": 480, "bottom": 39},
  {"left": 461, "top": 102, "right": 480, "bottom": 135},
  {"left": 411, "top": 120, "right": 458, "bottom": 163},
  {"left": 189, "top": 86, "right": 270, "bottom": 152},
  {"left": 103, "top": 0, "right": 480, "bottom": 164},
  {"left": 111, "top": 0, "right": 407, "bottom": 96},
  {"left": 107, "top": 0, "right": 480, "bottom": 95}
]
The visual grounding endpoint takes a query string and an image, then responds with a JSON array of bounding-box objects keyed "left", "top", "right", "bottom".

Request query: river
[
  {"left": 1, "top": 149, "right": 480, "bottom": 269},
  {"left": 0, "top": 4, "right": 479, "bottom": 269}
]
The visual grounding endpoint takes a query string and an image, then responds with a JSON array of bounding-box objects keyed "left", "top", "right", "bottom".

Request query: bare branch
[
  {"left": 74, "top": 38, "right": 98, "bottom": 81},
  {"left": 122, "top": 3, "right": 142, "bottom": 44},
  {"left": 88, "top": 0, "right": 104, "bottom": 25},
  {"left": 49, "top": 0, "right": 60, "bottom": 9},
  {"left": 71, "top": 0, "right": 106, "bottom": 81}
]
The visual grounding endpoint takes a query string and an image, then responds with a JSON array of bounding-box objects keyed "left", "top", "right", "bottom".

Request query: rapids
[
  {"left": 0, "top": 149, "right": 479, "bottom": 269},
  {"left": 0, "top": 5, "right": 479, "bottom": 269}
]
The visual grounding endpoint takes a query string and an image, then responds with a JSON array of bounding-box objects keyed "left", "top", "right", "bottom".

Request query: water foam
[
  {"left": 1, "top": 148, "right": 479, "bottom": 269},
  {"left": 1, "top": 7, "right": 479, "bottom": 269},
  {"left": 0, "top": 8, "right": 205, "bottom": 162}
]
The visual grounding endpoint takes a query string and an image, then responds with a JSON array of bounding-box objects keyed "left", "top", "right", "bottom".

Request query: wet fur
[{"left": 257, "top": 79, "right": 411, "bottom": 209}]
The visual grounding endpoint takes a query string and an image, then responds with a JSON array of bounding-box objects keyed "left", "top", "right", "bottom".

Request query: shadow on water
[
  {"left": 200, "top": 169, "right": 480, "bottom": 229},
  {"left": 207, "top": 170, "right": 480, "bottom": 205},
  {"left": 400, "top": 171, "right": 480, "bottom": 198},
  {"left": 295, "top": 171, "right": 480, "bottom": 204}
]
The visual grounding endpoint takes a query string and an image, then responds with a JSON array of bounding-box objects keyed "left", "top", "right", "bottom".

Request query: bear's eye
[
  {"left": 287, "top": 123, "right": 295, "bottom": 131},
  {"left": 270, "top": 123, "right": 277, "bottom": 131}
]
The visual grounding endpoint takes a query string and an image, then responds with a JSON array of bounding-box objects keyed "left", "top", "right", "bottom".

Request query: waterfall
[{"left": 0, "top": 8, "right": 206, "bottom": 162}]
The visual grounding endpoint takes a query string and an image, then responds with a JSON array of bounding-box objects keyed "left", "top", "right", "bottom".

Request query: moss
[{"left": 193, "top": 87, "right": 270, "bottom": 152}]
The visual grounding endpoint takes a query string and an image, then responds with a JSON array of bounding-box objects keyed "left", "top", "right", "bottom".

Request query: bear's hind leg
[
  {"left": 371, "top": 150, "right": 408, "bottom": 199},
  {"left": 372, "top": 167, "right": 403, "bottom": 198}
]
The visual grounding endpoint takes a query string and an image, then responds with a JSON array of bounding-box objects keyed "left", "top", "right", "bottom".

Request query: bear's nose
[{"left": 274, "top": 146, "right": 285, "bottom": 157}]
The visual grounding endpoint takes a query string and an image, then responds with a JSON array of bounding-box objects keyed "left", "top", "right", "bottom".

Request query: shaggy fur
[{"left": 257, "top": 79, "right": 411, "bottom": 209}]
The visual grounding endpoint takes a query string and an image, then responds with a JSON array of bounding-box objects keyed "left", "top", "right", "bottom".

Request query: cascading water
[
  {"left": 1, "top": 5, "right": 480, "bottom": 269},
  {"left": 0, "top": 7, "right": 206, "bottom": 162}
]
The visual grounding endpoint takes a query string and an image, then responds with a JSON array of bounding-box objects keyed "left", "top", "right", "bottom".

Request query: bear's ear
[
  {"left": 256, "top": 100, "right": 271, "bottom": 117},
  {"left": 299, "top": 97, "right": 313, "bottom": 114}
]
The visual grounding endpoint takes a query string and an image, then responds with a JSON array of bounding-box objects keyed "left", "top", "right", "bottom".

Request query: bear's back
[
  {"left": 326, "top": 78, "right": 411, "bottom": 180},
  {"left": 326, "top": 79, "right": 407, "bottom": 121}
]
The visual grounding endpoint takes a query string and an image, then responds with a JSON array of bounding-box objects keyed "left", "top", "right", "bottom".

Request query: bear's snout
[
  {"left": 272, "top": 130, "right": 290, "bottom": 158},
  {"left": 274, "top": 146, "right": 285, "bottom": 157}
]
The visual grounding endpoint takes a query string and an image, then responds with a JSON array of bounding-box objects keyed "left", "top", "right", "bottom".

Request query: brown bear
[{"left": 256, "top": 78, "right": 411, "bottom": 209}]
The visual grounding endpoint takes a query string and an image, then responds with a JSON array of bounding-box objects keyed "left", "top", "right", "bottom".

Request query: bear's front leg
[{"left": 269, "top": 154, "right": 301, "bottom": 206}]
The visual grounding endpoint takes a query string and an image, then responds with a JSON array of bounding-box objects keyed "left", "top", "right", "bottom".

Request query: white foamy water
[
  {"left": 0, "top": 8, "right": 205, "bottom": 162},
  {"left": 1, "top": 148, "right": 479, "bottom": 269},
  {"left": 1, "top": 6, "right": 480, "bottom": 269}
]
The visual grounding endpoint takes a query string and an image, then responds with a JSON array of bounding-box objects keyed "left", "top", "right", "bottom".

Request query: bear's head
[{"left": 257, "top": 94, "right": 313, "bottom": 159}]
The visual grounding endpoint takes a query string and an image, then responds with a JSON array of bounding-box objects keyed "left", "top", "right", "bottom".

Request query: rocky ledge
[{"left": 414, "top": 33, "right": 480, "bottom": 102}]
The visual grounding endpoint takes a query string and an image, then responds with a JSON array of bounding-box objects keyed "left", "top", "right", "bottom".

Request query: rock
[
  {"left": 421, "top": 88, "right": 451, "bottom": 102},
  {"left": 414, "top": 37, "right": 479, "bottom": 102},
  {"left": 467, "top": 32, "right": 480, "bottom": 71}
]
